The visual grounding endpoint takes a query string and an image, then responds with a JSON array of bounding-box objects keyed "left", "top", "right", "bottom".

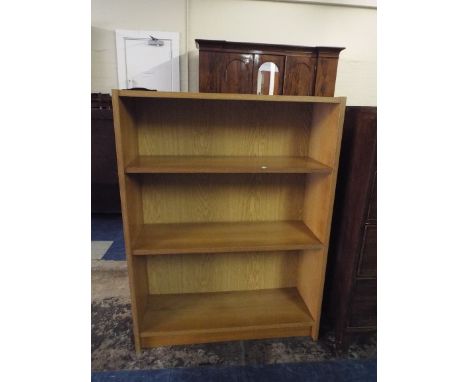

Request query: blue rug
[
  {"left": 92, "top": 359, "right": 376, "bottom": 382},
  {"left": 91, "top": 214, "right": 125, "bottom": 260}
]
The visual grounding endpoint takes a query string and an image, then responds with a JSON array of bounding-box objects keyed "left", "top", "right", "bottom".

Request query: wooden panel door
[
  {"left": 283, "top": 56, "right": 317, "bottom": 96},
  {"left": 253, "top": 54, "right": 285, "bottom": 95},
  {"left": 356, "top": 224, "right": 377, "bottom": 278},
  {"left": 220, "top": 53, "right": 254, "bottom": 94},
  {"left": 199, "top": 52, "right": 254, "bottom": 93}
]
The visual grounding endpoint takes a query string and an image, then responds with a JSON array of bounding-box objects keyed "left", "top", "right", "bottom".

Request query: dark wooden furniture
[
  {"left": 91, "top": 93, "right": 121, "bottom": 213},
  {"left": 324, "top": 106, "right": 377, "bottom": 351},
  {"left": 196, "top": 39, "right": 344, "bottom": 96}
]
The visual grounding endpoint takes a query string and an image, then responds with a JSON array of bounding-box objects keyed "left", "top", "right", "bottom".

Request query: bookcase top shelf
[
  {"left": 125, "top": 155, "right": 332, "bottom": 174},
  {"left": 132, "top": 221, "right": 323, "bottom": 256},
  {"left": 114, "top": 89, "right": 346, "bottom": 104}
]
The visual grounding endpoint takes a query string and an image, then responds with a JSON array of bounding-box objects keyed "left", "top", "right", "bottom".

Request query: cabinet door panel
[
  {"left": 283, "top": 55, "right": 316, "bottom": 96},
  {"left": 253, "top": 54, "right": 285, "bottom": 95},
  {"left": 367, "top": 172, "right": 377, "bottom": 222},
  {"left": 199, "top": 51, "right": 221, "bottom": 92},
  {"left": 199, "top": 52, "right": 254, "bottom": 93},
  {"left": 349, "top": 279, "right": 376, "bottom": 328},
  {"left": 357, "top": 224, "right": 377, "bottom": 278},
  {"left": 315, "top": 57, "right": 339, "bottom": 96},
  {"left": 220, "top": 53, "right": 254, "bottom": 94}
]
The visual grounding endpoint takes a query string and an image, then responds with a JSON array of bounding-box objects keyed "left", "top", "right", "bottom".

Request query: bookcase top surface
[{"left": 113, "top": 90, "right": 346, "bottom": 104}]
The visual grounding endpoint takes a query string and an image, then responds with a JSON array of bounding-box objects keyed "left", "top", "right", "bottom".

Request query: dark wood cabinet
[
  {"left": 91, "top": 93, "right": 121, "bottom": 213},
  {"left": 324, "top": 106, "right": 377, "bottom": 351},
  {"left": 196, "top": 40, "right": 344, "bottom": 96}
]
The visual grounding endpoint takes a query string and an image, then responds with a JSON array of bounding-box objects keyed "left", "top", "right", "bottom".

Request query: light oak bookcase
[{"left": 112, "top": 90, "right": 346, "bottom": 352}]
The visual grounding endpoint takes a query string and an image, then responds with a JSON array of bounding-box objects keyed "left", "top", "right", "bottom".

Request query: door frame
[{"left": 115, "top": 29, "right": 180, "bottom": 91}]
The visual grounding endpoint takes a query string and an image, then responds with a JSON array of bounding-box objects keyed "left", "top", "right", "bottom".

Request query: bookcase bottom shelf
[{"left": 140, "top": 288, "right": 314, "bottom": 346}]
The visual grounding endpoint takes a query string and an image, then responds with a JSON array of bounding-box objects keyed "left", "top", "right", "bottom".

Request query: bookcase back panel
[
  {"left": 140, "top": 174, "right": 305, "bottom": 224},
  {"left": 146, "top": 251, "right": 298, "bottom": 294},
  {"left": 132, "top": 99, "right": 312, "bottom": 157}
]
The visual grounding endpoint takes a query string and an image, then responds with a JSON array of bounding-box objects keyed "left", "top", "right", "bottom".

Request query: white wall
[
  {"left": 91, "top": 0, "right": 188, "bottom": 92},
  {"left": 92, "top": 0, "right": 376, "bottom": 105}
]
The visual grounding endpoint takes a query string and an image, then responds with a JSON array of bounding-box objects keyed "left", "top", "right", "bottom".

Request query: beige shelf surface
[
  {"left": 140, "top": 287, "right": 314, "bottom": 338},
  {"left": 132, "top": 221, "right": 323, "bottom": 255},
  {"left": 125, "top": 155, "right": 331, "bottom": 174},
  {"left": 117, "top": 89, "right": 346, "bottom": 104}
]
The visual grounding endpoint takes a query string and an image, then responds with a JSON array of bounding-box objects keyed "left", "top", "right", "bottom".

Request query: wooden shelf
[
  {"left": 140, "top": 288, "right": 313, "bottom": 345},
  {"left": 125, "top": 156, "right": 331, "bottom": 174},
  {"left": 118, "top": 89, "right": 345, "bottom": 104},
  {"left": 132, "top": 221, "right": 323, "bottom": 255}
]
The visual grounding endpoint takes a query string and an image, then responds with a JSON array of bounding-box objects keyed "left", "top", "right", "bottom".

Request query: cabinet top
[
  {"left": 195, "top": 39, "right": 345, "bottom": 56},
  {"left": 113, "top": 90, "right": 346, "bottom": 105}
]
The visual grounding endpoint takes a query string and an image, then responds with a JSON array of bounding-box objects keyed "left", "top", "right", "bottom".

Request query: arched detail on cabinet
[
  {"left": 283, "top": 56, "right": 317, "bottom": 96},
  {"left": 220, "top": 53, "right": 253, "bottom": 94}
]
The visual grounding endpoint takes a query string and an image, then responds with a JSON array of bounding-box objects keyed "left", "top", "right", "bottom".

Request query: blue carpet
[
  {"left": 91, "top": 214, "right": 125, "bottom": 260},
  {"left": 91, "top": 359, "right": 376, "bottom": 382}
]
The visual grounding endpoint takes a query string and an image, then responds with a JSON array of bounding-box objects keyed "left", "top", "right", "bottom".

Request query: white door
[{"left": 116, "top": 30, "right": 180, "bottom": 91}]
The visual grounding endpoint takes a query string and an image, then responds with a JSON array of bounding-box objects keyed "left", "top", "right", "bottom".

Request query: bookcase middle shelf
[
  {"left": 131, "top": 221, "right": 323, "bottom": 256},
  {"left": 125, "top": 155, "right": 332, "bottom": 174}
]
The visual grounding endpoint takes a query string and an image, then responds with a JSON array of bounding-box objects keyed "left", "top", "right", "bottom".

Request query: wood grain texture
[
  {"left": 147, "top": 251, "right": 298, "bottom": 294},
  {"left": 314, "top": 56, "right": 340, "bottom": 97},
  {"left": 308, "top": 103, "right": 344, "bottom": 167},
  {"left": 220, "top": 53, "right": 254, "bottom": 94},
  {"left": 348, "top": 279, "right": 377, "bottom": 328},
  {"left": 356, "top": 224, "right": 377, "bottom": 278},
  {"left": 298, "top": 100, "right": 346, "bottom": 339},
  {"left": 296, "top": 248, "right": 326, "bottom": 340},
  {"left": 125, "top": 156, "right": 331, "bottom": 174},
  {"left": 140, "top": 288, "right": 313, "bottom": 344},
  {"left": 112, "top": 90, "right": 147, "bottom": 353},
  {"left": 117, "top": 89, "right": 344, "bottom": 104},
  {"left": 133, "top": 221, "right": 322, "bottom": 255},
  {"left": 141, "top": 174, "right": 305, "bottom": 224},
  {"left": 141, "top": 325, "right": 311, "bottom": 347},
  {"left": 198, "top": 52, "right": 254, "bottom": 94},
  {"left": 135, "top": 98, "right": 312, "bottom": 157},
  {"left": 196, "top": 40, "right": 344, "bottom": 96},
  {"left": 112, "top": 91, "right": 346, "bottom": 348},
  {"left": 283, "top": 55, "right": 316, "bottom": 96},
  {"left": 195, "top": 39, "right": 344, "bottom": 55}
]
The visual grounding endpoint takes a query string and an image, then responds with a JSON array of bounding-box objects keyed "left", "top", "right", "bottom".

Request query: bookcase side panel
[
  {"left": 298, "top": 100, "right": 346, "bottom": 339},
  {"left": 308, "top": 103, "right": 343, "bottom": 168},
  {"left": 112, "top": 91, "right": 148, "bottom": 351}
]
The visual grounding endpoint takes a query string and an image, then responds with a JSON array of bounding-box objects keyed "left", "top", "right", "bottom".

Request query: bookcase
[{"left": 112, "top": 90, "right": 346, "bottom": 352}]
